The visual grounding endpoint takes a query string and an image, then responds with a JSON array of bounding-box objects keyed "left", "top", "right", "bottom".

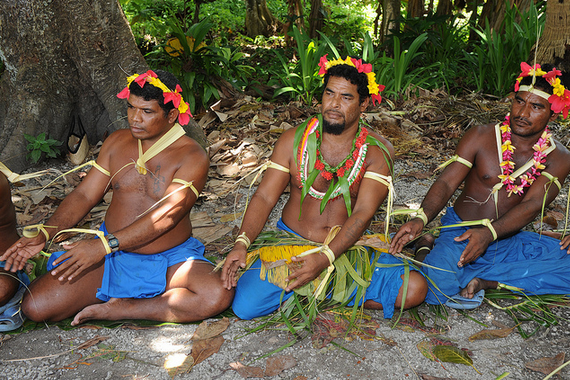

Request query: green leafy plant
[
  {"left": 274, "top": 26, "right": 329, "bottom": 105},
  {"left": 467, "top": 1, "right": 545, "bottom": 96},
  {"left": 24, "top": 133, "right": 62, "bottom": 163},
  {"left": 155, "top": 17, "right": 254, "bottom": 114}
]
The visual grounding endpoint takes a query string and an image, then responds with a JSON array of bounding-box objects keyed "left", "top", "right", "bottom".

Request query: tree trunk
[
  {"left": 478, "top": 0, "right": 531, "bottom": 32},
  {"left": 407, "top": 0, "right": 425, "bottom": 19},
  {"left": 436, "top": 0, "right": 454, "bottom": 17},
  {"left": 308, "top": 0, "right": 324, "bottom": 39},
  {"left": 245, "top": 0, "right": 281, "bottom": 38},
  {"left": 379, "top": 0, "right": 401, "bottom": 43},
  {"left": 535, "top": 0, "right": 570, "bottom": 80},
  {"left": 0, "top": 0, "right": 206, "bottom": 172}
]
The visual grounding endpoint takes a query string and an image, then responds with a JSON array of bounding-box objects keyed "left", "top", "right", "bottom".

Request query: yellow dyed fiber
[{"left": 256, "top": 245, "right": 319, "bottom": 290}]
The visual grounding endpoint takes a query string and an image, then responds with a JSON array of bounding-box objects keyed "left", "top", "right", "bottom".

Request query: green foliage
[
  {"left": 467, "top": 1, "right": 545, "bottom": 96},
  {"left": 273, "top": 26, "right": 329, "bottom": 105},
  {"left": 150, "top": 17, "right": 254, "bottom": 113},
  {"left": 24, "top": 133, "right": 62, "bottom": 163}
]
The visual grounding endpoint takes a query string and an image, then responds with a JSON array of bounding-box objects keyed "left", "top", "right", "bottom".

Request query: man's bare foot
[
  {"left": 459, "top": 278, "right": 498, "bottom": 299},
  {"left": 71, "top": 298, "right": 128, "bottom": 326}
]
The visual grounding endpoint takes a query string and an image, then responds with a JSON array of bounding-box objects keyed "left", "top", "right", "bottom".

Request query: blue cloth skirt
[{"left": 47, "top": 222, "right": 209, "bottom": 301}]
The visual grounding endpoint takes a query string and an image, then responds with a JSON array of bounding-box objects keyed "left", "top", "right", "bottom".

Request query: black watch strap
[{"left": 106, "top": 233, "right": 120, "bottom": 253}]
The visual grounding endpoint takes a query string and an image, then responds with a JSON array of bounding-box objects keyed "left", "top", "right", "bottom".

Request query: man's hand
[
  {"left": 221, "top": 247, "right": 247, "bottom": 290},
  {"left": 560, "top": 235, "right": 570, "bottom": 253},
  {"left": 285, "top": 252, "right": 330, "bottom": 292},
  {"left": 50, "top": 239, "right": 107, "bottom": 282},
  {"left": 455, "top": 227, "right": 494, "bottom": 267},
  {"left": 389, "top": 219, "right": 424, "bottom": 254},
  {"left": 0, "top": 236, "right": 46, "bottom": 272}
]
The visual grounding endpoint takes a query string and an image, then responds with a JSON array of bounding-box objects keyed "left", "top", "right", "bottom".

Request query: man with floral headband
[
  {"left": 222, "top": 56, "right": 427, "bottom": 319},
  {"left": 390, "top": 63, "right": 570, "bottom": 309},
  {"left": 1, "top": 70, "right": 233, "bottom": 324}
]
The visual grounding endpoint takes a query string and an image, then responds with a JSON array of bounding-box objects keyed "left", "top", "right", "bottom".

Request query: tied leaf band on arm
[{"left": 235, "top": 232, "right": 251, "bottom": 250}]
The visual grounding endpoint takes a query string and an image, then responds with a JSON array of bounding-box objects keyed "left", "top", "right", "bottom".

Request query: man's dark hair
[
  {"left": 128, "top": 70, "right": 182, "bottom": 117},
  {"left": 323, "top": 58, "right": 370, "bottom": 104},
  {"left": 518, "top": 63, "right": 564, "bottom": 95}
]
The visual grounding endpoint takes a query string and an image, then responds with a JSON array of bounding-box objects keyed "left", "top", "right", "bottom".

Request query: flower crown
[
  {"left": 318, "top": 55, "right": 385, "bottom": 106},
  {"left": 117, "top": 70, "right": 193, "bottom": 125},
  {"left": 514, "top": 62, "right": 570, "bottom": 119}
]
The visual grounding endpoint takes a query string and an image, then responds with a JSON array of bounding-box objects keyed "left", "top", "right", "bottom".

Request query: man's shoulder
[{"left": 551, "top": 138, "right": 570, "bottom": 162}]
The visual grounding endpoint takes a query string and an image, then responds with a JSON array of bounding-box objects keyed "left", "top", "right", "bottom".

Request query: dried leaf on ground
[
  {"left": 432, "top": 345, "right": 473, "bottom": 367},
  {"left": 87, "top": 343, "right": 127, "bottom": 362},
  {"left": 165, "top": 354, "right": 194, "bottom": 378},
  {"left": 419, "top": 374, "right": 458, "bottom": 380},
  {"left": 417, "top": 340, "right": 438, "bottom": 362},
  {"left": 525, "top": 352, "right": 565, "bottom": 376},
  {"left": 76, "top": 336, "right": 109, "bottom": 350},
  {"left": 468, "top": 325, "right": 516, "bottom": 341},
  {"left": 229, "top": 362, "right": 265, "bottom": 378},
  {"left": 192, "top": 317, "right": 230, "bottom": 341},
  {"left": 191, "top": 335, "right": 224, "bottom": 366},
  {"left": 264, "top": 355, "right": 297, "bottom": 376},
  {"left": 311, "top": 312, "right": 379, "bottom": 348}
]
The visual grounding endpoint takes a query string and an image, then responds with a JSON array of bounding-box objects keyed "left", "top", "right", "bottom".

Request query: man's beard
[{"left": 322, "top": 118, "right": 345, "bottom": 135}]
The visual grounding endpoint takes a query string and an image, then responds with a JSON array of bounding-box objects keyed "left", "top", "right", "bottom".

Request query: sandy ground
[{"left": 1, "top": 145, "right": 570, "bottom": 380}]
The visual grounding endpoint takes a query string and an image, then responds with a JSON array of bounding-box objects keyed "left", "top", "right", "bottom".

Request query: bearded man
[{"left": 222, "top": 56, "right": 427, "bottom": 319}]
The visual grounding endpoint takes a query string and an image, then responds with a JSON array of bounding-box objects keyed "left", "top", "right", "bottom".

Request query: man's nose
[{"left": 519, "top": 104, "right": 531, "bottom": 118}]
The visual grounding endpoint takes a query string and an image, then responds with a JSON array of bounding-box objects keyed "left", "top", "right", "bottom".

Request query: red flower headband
[
  {"left": 515, "top": 62, "right": 570, "bottom": 119},
  {"left": 318, "top": 55, "right": 385, "bottom": 106},
  {"left": 117, "top": 70, "right": 193, "bottom": 125}
]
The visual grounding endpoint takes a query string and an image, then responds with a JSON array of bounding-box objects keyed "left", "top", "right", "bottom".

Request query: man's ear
[
  {"left": 360, "top": 97, "right": 370, "bottom": 112},
  {"left": 549, "top": 110, "right": 560, "bottom": 122},
  {"left": 168, "top": 108, "right": 179, "bottom": 124}
]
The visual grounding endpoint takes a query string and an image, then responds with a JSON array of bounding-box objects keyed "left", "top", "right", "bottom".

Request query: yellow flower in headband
[
  {"left": 514, "top": 62, "right": 570, "bottom": 118},
  {"left": 318, "top": 54, "right": 385, "bottom": 105},
  {"left": 117, "top": 70, "right": 193, "bottom": 125}
]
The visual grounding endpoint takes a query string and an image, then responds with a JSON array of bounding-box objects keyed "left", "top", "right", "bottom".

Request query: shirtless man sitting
[
  {"left": 389, "top": 63, "right": 570, "bottom": 306},
  {"left": 222, "top": 56, "right": 427, "bottom": 319},
  {"left": 0, "top": 171, "right": 29, "bottom": 331},
  {"left": 1, "top": 70, "right": 233, "bottom": 325}
]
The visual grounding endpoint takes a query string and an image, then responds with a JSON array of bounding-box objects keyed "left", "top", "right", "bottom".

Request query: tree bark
[
  {"left": 245, "top": 0, "right": 281, "bottom": 38},
  {"left": 379, "top": 0, "right": 401, "bottom": 43},
  {"left": 535, "top": 0, "right": 570, "bottom": 79},
  {"left": 309, "top": 0, "right": 324, "bottom": 39},
  {"left": 0, "top": 0, "right": 206, "bottom": 172},
  {"left": 436, "top": 0, "right": 454, "bottom": 17},
  {"left": 407, "top": 0, "right": 425, "bottom": 19},
  {"left": 478, "top": 0, "right": 531, "bottom": 32}
]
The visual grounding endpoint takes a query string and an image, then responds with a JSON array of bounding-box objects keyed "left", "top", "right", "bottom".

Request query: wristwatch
[{"left": 106, "top": 233, "right": 120, "bottom": 253}]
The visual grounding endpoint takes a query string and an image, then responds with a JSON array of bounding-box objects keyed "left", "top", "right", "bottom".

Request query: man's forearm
[
  {"left": 419, "top": 179, "right": 457, "bottom": 224},
  {"left": 328, "top": 211, "right": 370, "bottom": 259},
  {"left": 43, "top": 190, "right": 101, "bottom": 239}
]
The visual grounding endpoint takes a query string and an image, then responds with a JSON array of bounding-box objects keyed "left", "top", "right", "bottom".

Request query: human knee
[
  {"left": 404, "top": 272, "right": 428, "bottom": 307},
  {"left": 0, "top": 276, "right": 18, "bottom": 306},
  {"left": 198, "top": 285, "right": 234, "bottom": 318},
  {"left": 21, "top": 291, "right": 48, "bottom": 322}
]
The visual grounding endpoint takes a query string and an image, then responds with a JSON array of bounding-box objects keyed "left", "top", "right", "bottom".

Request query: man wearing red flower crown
[
  {"left": 390, "top": 63, "right": 570, "bottom": 308},
  {"left": 222, "top": 56, "right": 427, "bottom": 319},
  {"left": 1, "top": 70, "right": 233, "bottom": 324}
]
